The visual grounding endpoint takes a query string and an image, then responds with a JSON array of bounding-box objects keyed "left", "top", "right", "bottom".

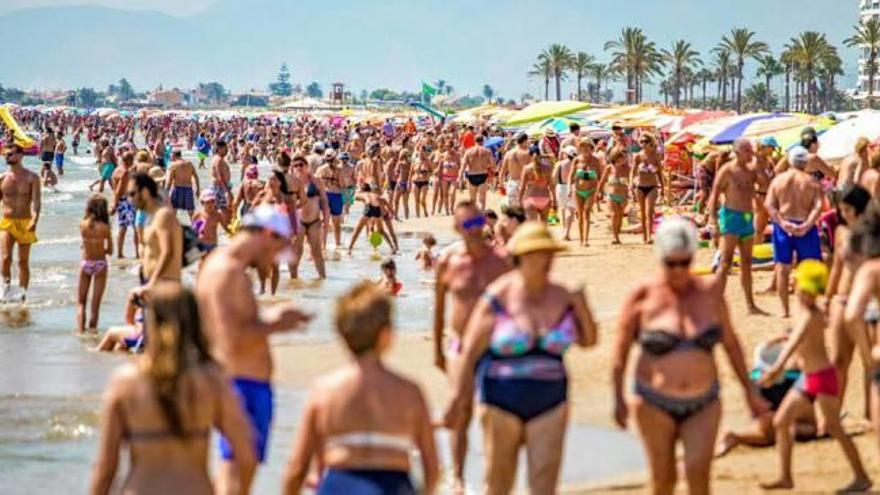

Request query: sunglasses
[
  {"left": 663, "top": 257, "right": 692, "bottom": 269},
  {"left": 293, "top": 162, "right": 307, "bottom": 168},
  {"left": 460, "top": 215, "right": 486, "bottom": 230}
]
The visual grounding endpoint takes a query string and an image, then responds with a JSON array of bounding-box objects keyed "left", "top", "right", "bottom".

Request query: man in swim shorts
[
  {"left": 39, "top": 127, "right": 56, "bottom": 169},
  {"left": 460, "top": 134, "right": 493, "bottom": 210},
  {"left": 166, "top": 150, "right": 200, "bottom": 220},
  {"left": 765, "top": 146, "right": 825, "bottom": 317},
  {"left": 500, "top": 132, "right": 531, "bottom": 207},
  {"left": 433, "top": 200, "right": 510, "bottom": 490},
  {"left": 708, "top": 138, "right": 768, "bottom": 314},
  {"left": 197, "top": 205, "right": 312, "bottom": 495},
  {"left": 110, "top": 151, "right": 137, "bottom": 258},
  {"left": 209, "top": 140, "right": 233, "bottom": 227},
  {"left": 0, "top": 144, "right": 41, "bottom": 302},
  {"left": 53, "top": 131, "right": 66, "bottom": 176},
  {"left": 195, "top": 131, "right": 211, "bottom": 169}
]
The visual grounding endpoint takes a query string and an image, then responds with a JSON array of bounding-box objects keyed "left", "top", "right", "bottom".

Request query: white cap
[
  {"left": 788, "top": 146, "right": 809, "bottom": 167},
  {"left": 563, "top": 145, "right": 578, "bottom": 158},
  {"left": 324, "top": 148, "right": 337, "bottom": 158},
  {"left": 314, "top": 141, "right": 326, "bottom": 152},
  {"left": 654, "top": 217, "right": 698, "bottom": 259},
  {"left": 242, "top": 205, "right": 292, "bottom": 240}
]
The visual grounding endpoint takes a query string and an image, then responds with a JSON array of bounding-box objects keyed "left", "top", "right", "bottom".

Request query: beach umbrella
[
  {"left": 662, "top": 111, "right": 733, "bottom": 134},
  {"left": 667, "top": 114, "right": 754, "bottom": 147},
  {"left": 483, "top": 136, "right": 504, "bottom": 149},
  {"left": 522, "top": 116, "right": 584, "bottom": 137},
  {"left": 818, "top": 110, "right": 880, "bottom": 162},
  {"left": 707, "top": 113, "right": 831, "bottom": 145},
  {"left": 503, "top": 100, "right": 590, "bottom": 127}
]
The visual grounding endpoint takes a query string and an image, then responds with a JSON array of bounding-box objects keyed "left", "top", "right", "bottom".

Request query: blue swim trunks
[
  {"left": 100, "top": 162, "right": 115, "bottom": 181},
  {"left": 326, "top": 192, "right": 344, "bottom": 216},
  {"left": 219, "top": 377, "right": 274, "bottom": 463},
  {"left": 54, "top": 153, "right": 64, "bottom": 169},
  {"left": 135, "top": 209, "right": 148, "bottom": 229},
  {"left": 343, "top": 186, "right": 356, "bottom": 206},
  {"left": 318, "top": 469, "right": 415, "bottom": 495},
  {"left": 718, "top": 206, "right": 755, "bottom": 240},
  {"left": 170, "top": 186, "right": 195, "bottom": 212},
  {"left": 772, "top": 221, "right": 821, "bottom": 265}
]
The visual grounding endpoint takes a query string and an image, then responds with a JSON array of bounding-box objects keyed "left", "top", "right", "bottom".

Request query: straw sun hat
[{"left": 509, "top": 221, "right": 567, "bottom": 257}]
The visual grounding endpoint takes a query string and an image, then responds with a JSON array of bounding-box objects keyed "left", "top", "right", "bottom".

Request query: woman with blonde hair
[
  {"left": 90, "top": 284, "right": 255, "bottom": 495},
  {"left": 631, "top": 133, "right": 664, "bottom": 244}
]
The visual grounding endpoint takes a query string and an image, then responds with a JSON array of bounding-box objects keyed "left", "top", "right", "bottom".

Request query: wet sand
[{"left": 274, "top": 192, "right": 880, "bottom": 493}]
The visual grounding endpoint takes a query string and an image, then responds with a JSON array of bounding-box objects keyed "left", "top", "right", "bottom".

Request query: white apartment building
[{"left": 857, "top": 0, "right": 880, "bottom": 97}]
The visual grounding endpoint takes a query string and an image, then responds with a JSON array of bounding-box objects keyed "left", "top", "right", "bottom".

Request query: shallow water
[{"left": 0, "top": 136, "right": 644, "bottom": 493}]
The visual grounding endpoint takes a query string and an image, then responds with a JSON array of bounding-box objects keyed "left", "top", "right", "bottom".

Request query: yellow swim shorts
[{"left": 0, "top": 217, "right": 37, "bottom": 245}]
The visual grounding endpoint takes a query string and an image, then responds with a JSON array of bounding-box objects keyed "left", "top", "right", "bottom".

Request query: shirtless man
[
  {"left": 210, "top": 140, "right": 233, "bottom": 227},
  {"left": 307, "top": 142, "right": 325, "bottom": 173},
  {"left": 110, "top": 151, "right": 137, "bottom": 259},
  {"left": 839, "top": 138, "right": 871, "bottom": 188},
  {"left": 53, "top": 132, "right": 66, "bottom": 176},
  {"left": 764, "top": 147, "right": 824, "bottom": 317},
  {"left": 392, "top": 147, "right": 412, "bottom": 219},
  {"left": 0, "top": 145, "right": 40, "bottom": 301},
  {"left": 197, "top": 205, "right": 312, "bottom": 495},
  {"left": 499, "top": 132, "right": 531, "bottom": 207},
  {"left": 39, "top": 127, "right": 56, "bottom": 169},
  {"left": 460, "top": 135, "right": 493, "bottom": 210},
  {"left": 433, "top": 200, "right": 510, "bottom": 490},
  {"left": 128, "top": 173, "right": 182, "bottom": 292},
  {"left": 708, "top": 139, "right": 768, "bottom": 314},
  {"left": 559, "top": 123, "right": 581, "bottom": 158},
  {"left": 166, "top": 150, "right": 200, "bottom": 220},
  {"left": 315, "top": 149, "right": 345, "bottom": 250}
]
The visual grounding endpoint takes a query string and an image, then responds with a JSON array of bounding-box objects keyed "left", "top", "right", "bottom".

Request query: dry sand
[{"left": 272, "top": 193, "right": 880, "bottom": 494}]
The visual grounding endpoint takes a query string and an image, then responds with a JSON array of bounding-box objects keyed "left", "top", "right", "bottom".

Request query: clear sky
[{"left": 0, "top": 0, "right": 864, "bottom": 100}]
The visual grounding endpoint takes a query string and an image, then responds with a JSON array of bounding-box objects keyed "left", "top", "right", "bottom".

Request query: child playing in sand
[
  {"left": 758, "top": 260, "right": 871, "bottom": 492},
  {"left": 378, "top": 258, "right": 402, "bottom": 296},
  {"left": 77, "top": 194, "right": 112, "bottom": 334},
  {"left": 281, "top": 281, "right": 438, "bottom": 493},
  {"left": 415, "top": 234, "right": 437, "bottom": 271}
]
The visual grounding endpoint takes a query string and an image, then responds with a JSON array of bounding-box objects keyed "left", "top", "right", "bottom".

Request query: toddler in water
[
  {"left": 415, "top": 234, "right": 437, "bottom": 271},
  {"left": 758, "top": 260, "right": 871, "bottom": 492},
  {"left": 78, "top": 194, "right": 113, "bottom": 333},
  {"left": 378, "top": 258, "right": 402, "bottom": 296},
  {"left": 41, "top": 162, "right": 58, "bottom": 189}
]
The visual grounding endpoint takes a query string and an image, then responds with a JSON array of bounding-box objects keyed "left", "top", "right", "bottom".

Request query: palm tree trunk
[
  {"left": 765, "top": 75, "right": 771, "bottom": 110},
  {"left": 577, "top": 75, "right": 582, "bottom": 101},
  {"left": 784, "top": 69, "right": 790, "bottom": 112},
  {"left": 555, "top": 73, "right": 562, "bottom": 101},
  {"left": 544, "top": 76, "right": 549, "bottom": 100},
  {"left": 736, "top": 63, "right": 743, "bottom": 113},
  {"left": 702, "top": 80, "right": 707, "bottom": 108}
]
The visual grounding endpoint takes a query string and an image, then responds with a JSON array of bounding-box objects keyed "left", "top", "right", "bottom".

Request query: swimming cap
[{"left": 794, "top": 259, "right": 828, "bottom": 296}]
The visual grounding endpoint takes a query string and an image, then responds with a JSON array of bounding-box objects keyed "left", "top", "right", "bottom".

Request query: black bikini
[{"left": 634, "top": 325, "right": 722, "bottom": 423}]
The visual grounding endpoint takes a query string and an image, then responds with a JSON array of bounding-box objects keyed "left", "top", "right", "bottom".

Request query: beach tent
[
  {"left": 818, "top": 110, "right": 880, "bottom": 162},
  {"left": 522, "top": 116, "right": 605, "bottom": 138},
  {"left": 503, "top": 100, "right": 590, "bottom": 127}
]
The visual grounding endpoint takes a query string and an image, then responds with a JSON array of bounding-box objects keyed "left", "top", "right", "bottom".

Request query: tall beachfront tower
[{"left": 858, "top": 0, "right": 880, "bottom": 98}]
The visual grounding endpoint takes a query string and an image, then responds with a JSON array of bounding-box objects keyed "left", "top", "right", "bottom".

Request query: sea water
[{"left": 0, "top": 138, "right": 643, "bottom": 493}]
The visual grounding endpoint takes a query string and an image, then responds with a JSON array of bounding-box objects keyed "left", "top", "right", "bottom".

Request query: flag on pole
[{"left": 422, "top": 81, "right": 438, "bottom": 97}]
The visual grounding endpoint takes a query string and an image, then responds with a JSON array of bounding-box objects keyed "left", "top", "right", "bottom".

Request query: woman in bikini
[
  {"left": 436, "top": 145, "right": 460, "bottom": 216},
  {"left": 347, "top": 184, "right": 396, "bottom": 254},
  {"left": 611, "top": 219, "right": 766, "bottom": 495},
  {"left": 631, "top": 133, "right": 664, "bottom": 244},
  {"left": 283, "top": 282, "right": 438, "bottom": 494},
  {"left": 827, "top": 185, "right": 873, "bottom": 421},
  {"left": 392, "top": 147, "right": 413, "bottom": 219},
  {"left": 554, "top": 146, "right": 578, "bottom": 241},
  {"left": 290, "top": 156, "right": 329, "bottom": 280},
  {"left": 518, "top": 147, "right": 556, "bottom": 222},
  {"left": 251, "top": 170, "right": 287, "bottom": 295},
  {"left": 568, "top": 138, "right": 602, "bottom": 247},
  {"left": 443, "top": 222, "right": 597, "bottom": 494},
  {"left": 753, "top": 138, "right": 778, "bottom": 242},
  {"left": 90, "top": 284, "right": 254, "bottom": 495},
  {"left": 598, "top": 148, "right": 630, "bottom": 245},
  {"left": 78, "top": 194, "right": 113, "bottom": 334},
  {"left": 413, "top": 145, "right": 434, "bottom": 218}
]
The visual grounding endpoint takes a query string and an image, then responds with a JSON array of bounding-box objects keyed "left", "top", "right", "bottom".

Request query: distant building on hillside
[
  {"left": 857, "top": 0, "right": 880, "bottom": 100},
  {"left": 149, "top": 88, "right": 190, "bottom": 108}
]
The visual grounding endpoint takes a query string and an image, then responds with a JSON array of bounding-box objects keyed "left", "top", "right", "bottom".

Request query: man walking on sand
[
  {"left": 197, "top": 205, "right": 312, "bottom": 495},
  {"left": 433, "top": 200, "right": 510, "bottom": 491},
  {"left": 765, "top": 147, "right": 824, "bottom": 318},
  {"left": 0, "top": 144, "right": 40, "bottom": 302},
  {"left": 708, "top": 138, "right": 768, "bottom": 314},
  {"left": 460, "top": 135, "right": 493, "bottom": 211}
]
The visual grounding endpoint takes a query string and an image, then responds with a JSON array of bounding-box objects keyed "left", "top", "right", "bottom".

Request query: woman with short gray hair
[{"left": 611, "top": 218, "right": 767, "bottom": 495}]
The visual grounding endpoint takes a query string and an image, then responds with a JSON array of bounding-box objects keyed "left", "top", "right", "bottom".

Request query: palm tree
[
  {"left": 482, "top": 84, "right": 495, "bottom": 101},
  {"left": 755, "top": 54, "right": 784, "bottom": 111},
  {"left": 589, "top": 63, "right": 611, "bottom": 102},
  {"left": 711, "top": 47, "right": 733, "bottom": 108},
  {"left": 661, "top": 39, "right": 701, "bottom": 107},
  {"left": 570, "top": 52, "right": 594, "bottom": 101},
  {"left": 780, "top": 47, "right": 796, "bottom": 111},
  {"left": 719, "top": 28, "right": 769, "bottom": 112},
  {"left": 546, "top": 44, "right": 574, "bottom": 100},
  {"left": 845, "top": 17, "right": 880, "bottom": 108},
  {"left": 528, "top": 51, "right": 552, "bottom": 100},
  {"left": 696, "top": 68, "right": 714, "bottom": 108},
  {"left": 606, "top": 27, "right": 661, "bottom": 104},
  {"left": 788, "top": 31, "right": 832, "bottom": 114},
  {"left": 818, "top": 45, "right": 844, "bottom": 111}
]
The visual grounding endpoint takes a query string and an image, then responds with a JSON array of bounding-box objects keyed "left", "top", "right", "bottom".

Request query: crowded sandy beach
[{"left": 6, "top": 1, "right": 880, "bottom": 494}]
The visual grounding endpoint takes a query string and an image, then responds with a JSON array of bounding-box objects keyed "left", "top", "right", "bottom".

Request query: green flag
[{"left": 422, "top": 82, "right": 438, "bottom": 96}]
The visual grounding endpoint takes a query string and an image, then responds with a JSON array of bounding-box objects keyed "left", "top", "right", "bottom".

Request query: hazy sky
[{"left": 0, "top": 0, "right": 865, "bottom": 99}]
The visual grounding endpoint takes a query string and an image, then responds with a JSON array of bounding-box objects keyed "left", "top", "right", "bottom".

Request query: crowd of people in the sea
[{"left": 6, "top": 106, "right": 880, "bottom": 494}]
